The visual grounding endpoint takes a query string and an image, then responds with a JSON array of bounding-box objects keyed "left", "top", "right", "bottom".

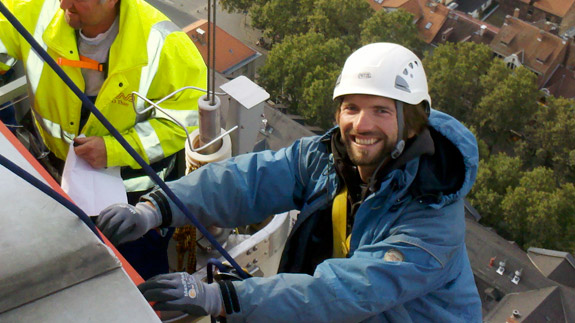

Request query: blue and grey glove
[
  {"left": 97, "top": 203, "right": 161, "bottom": 245},
  {"left": 138, "top": 272, "right": 223, "bottom": 317}
]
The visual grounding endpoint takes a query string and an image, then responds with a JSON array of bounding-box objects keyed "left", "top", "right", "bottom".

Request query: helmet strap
[{"left": 391, "top": 100, "right": 405, "bottom": 159}]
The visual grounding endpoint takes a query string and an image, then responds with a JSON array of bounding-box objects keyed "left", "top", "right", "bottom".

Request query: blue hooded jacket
[{"left": 145, "top": 109, "right": 482, "bottom": 322}]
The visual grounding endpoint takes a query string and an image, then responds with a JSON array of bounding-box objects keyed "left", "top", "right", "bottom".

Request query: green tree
[
  {"left": 219, "top": 0, "right": 266, "bottom": 13},
  {"left": 467, "top": 125, "right": 490, "bottom": 161},
  {"left": 423, "top": 42, "right": 493, "bottom": 122},
  {"left": 474, "top": 61, "right": 539, "bottom": 150},
  {"left": 468, "top": 153, "right": 523, "bottom": 231},
  {"left": 516, "top": 96, "right": 575, "bottom": 182},
  {"left": 250, "top": 0, "right": 314, "bottom": 42},
  {"left": 360, "top": 9, "right": 425, "bottom": 56},
  {"left": 301, "top": 66, "right": 341, "bottom": 129},
  {"left": 501, "top": 167, "right": 575, "bottom": 252},
  {"left": 307, "top": 0, "right": 373, "bottom": 49},
  {"left": 257, "top": 33, "right": 350, "bottom": 117}
]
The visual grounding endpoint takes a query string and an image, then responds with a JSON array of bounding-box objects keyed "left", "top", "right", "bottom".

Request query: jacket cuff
[
  {"left": 103, "top": 135, "right": 140, "bottom": 168},
  {"left": 140, "top": 189, "right": 172, "bottom": 228},
  {"left": 217, "top": 281, "right": 241, "bottom": 316},
  {"left": 103, "top": 136, "right": 125, "bottom": 167}
]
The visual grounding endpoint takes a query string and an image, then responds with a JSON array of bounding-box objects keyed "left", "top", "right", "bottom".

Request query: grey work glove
[
  {"left": 96, "top": 203, "right": 161, "bottom": 245},
  {"left": 138, "top": 272, "right": 223, "bottom": 318}
]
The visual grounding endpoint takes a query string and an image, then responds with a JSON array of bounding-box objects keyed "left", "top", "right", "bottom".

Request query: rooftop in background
[
  {"left": 541, "top": 39, "right": 575, "bottom": 99},
  {"left": 483, "top": 286, "right": 568, "bottom": 322},
  {"left": 434, "top": 10, "right": 499, "bottom": 45},
  {"left": 455, "top": 0, "right": 491, "bottom": 15},
  {"left": 490, "top": 15, "right": 568, "bottom": 86},
  {"left": 528, "top": 247, "right": 575, "bottom": 288},
  {"left": 367, "top": 0, "right": 412, "bottom": 11},
  {"left": 368, "top": 0, "right": 451, "bottom": 44},
  {"left": 519, "top": 0, "right": 575, "bottom": 18},
  {"left": 184, "top": 20, "right": 261, "bottom": 79},
  {"left": 465, "top": 217, "right": 575, "bottom": 321},
  {"left": 543, "top": 65, "right": 575, "bottom": 99},
  {"left": 416, "top": 0, "right": 450, "bottom": 43},
  {"left": 367, "top": 0, "right": 424, "bottom": 21}
]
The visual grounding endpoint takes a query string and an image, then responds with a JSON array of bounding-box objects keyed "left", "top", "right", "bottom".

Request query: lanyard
[{"left": 57, "top": 55, "right": 104, "bottom": 72}]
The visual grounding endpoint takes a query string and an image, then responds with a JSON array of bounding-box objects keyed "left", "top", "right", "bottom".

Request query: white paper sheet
[{"left": 61, "top": 137, "right": 127, "bottom": 216}]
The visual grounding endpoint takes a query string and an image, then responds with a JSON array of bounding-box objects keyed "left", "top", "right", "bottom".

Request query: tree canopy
[
  {"left": 501, "top": 167, "right": 575, "bottom": 252},
  {"left": 360, "top": 9, "right": 425, "bottom": 56},
  {"left": 257, "top": 33, "right": 350, "bottom": 126},
  {"left": 249, "top": 0, "right": 314, "bottom": 42},
  {"left": 474, "top": 60, "right": 539, "bottom": 149},
  {"left": 307, "top": 0, "right": 373, "bottom": 49},
  {"left": 423, "top": 42, "right": 493, "bottom": 122},
  {"left": 516, "top": 96, "right": 575, "bottom": 183}
]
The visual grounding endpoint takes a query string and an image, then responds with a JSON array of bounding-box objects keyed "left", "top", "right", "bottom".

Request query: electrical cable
[
  {"left": 0, "top": 153, "right": 104, "bottom": 242},
  {"left": 0, "top": 2, "right": 249, "bottom": 279}
]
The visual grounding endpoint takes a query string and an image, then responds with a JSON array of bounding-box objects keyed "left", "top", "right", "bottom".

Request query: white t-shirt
[{"left": 78, "top": 17, "right": 119, "bottom": 96}]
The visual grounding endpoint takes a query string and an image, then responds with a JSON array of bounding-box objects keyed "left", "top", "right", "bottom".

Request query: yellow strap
[{"left": 332, "top": 186, "right": 351, "bottom": 258}]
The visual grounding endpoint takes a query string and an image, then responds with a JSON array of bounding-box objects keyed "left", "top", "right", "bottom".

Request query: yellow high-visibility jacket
[{"left": 0, "top": 0, "right": 207, "bottom": 190}]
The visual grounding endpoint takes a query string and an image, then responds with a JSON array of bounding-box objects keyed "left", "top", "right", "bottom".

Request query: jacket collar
[{"left": 43, "top": 0, "right": 148, "bottom": 74}]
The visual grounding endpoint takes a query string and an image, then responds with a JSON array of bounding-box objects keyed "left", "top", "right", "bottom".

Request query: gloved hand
[
  {"left": 138, "top": 272, "right": 223, "bottom": 317},
  {"left": 96, "top": 203, "right": 161, "bottom": 245}
]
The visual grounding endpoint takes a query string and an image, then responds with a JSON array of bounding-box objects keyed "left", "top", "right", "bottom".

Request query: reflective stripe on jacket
[
  {"left": 145, "top": 109, "right": 482, "bottom": 322},
  {"left": 0, "top": 0, "right": 207, "bottom": 177}
]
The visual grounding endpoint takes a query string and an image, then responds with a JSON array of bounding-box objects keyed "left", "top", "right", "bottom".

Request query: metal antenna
[
  {"left": 207, "top": 0, "right": 216, "bottom": 105},
  {"left": 206, "top": 0, "right": 211, "bottom": 101},
  {"left": 199, "top": 0, "right": 222, "bottom": 154}
]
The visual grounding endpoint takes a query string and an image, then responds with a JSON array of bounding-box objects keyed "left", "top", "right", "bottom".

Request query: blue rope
[
  {"left": 0, "top": 2, "right": 248, "bottom": 279},
  {"left": 0, "top": 153, "right": 104, "bottom": 242}
]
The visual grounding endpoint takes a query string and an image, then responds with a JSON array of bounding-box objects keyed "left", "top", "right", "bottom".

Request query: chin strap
[{"left": 391, "top": 100, "right": 405, "bottom": 159}]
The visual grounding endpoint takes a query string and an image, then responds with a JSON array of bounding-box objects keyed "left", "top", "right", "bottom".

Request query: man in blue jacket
[{"left": 97, "top": 43, "right": 482, "bottom": 322}]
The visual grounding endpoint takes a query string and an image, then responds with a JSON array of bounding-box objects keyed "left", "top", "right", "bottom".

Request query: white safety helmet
[
  {"left": 333, "top": 43, "right": 432, "bottom": 159},
  {"left": 333, "top": 42, "right": 431, "bottom": 108}
]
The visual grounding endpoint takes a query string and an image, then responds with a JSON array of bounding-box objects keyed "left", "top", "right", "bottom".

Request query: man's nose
[
  {"left": 60, "top": 0, "right": 72, "bottom": 10},
  {"left": 354, "top": 109, "right": 375, "bottom": 132}
]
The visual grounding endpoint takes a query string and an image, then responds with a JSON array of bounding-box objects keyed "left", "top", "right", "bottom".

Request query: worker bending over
[
  {"left": 0, "top": 0, "right": 207, "bottom": 279},
  {"left": 98, "top": 43, "right": 482, "bottom": 322}
]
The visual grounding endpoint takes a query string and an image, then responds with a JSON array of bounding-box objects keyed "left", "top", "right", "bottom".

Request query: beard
[{"left": 341, "top": 130, "right": 394, "bottom": 167}]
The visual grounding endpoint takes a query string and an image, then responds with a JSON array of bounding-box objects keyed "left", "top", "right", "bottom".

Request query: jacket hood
[{"left": 423, "top": 109, "right": 478, "bottom": 206}]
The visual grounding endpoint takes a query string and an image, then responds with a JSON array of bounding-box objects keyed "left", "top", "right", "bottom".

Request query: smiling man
[
  {"left": 0, "top": 0, "right": 206, "bottom": 279},
  {"left": 97, "top": 43, "right": 482, "bottom": 322}
]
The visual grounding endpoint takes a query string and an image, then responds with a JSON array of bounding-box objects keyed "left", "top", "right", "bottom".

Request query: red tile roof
[
  {"left": 184, "top": 20, "right": 259, "bottom": 76},
  {"left": 529, "top": 0, "right": 575, "bottom": 18},
  {"left": 368, "top": 0, "right": 449, "bottom": 44},
  {"left": 367, "top": 0, "right": 423, "bottom": 20},
  {"left": 490, "top": 16, "right": 568, "bottom": 85},
  {"left": 433, "top": 11, "right": 499, "bottom": 45},
  {"left": 416, "top": 0, "right": 450, "bottom": 43}
]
